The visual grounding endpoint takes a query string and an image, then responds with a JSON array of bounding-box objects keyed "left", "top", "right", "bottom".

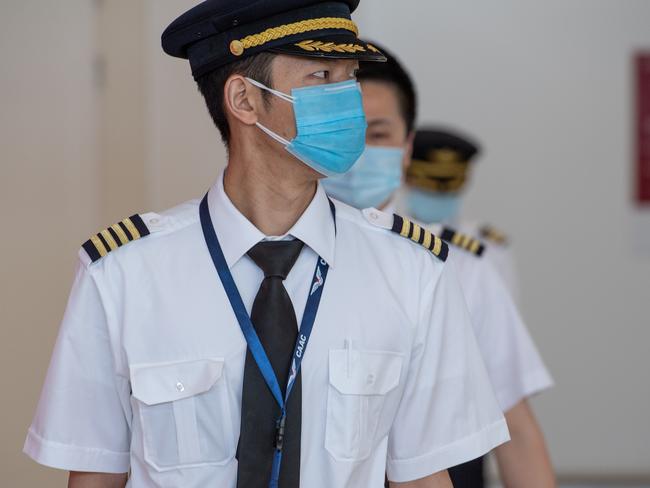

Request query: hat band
[
  {"left": 409, "top": 159, "right": 469, "bottom": 178},
  {"left": 230, "top": 17, "right": 358, "bottom": 56}
]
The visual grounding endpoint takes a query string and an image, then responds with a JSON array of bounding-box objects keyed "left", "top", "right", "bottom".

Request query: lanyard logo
[{"left": 310, "top": 262, "right": 325, "bottom": 295}]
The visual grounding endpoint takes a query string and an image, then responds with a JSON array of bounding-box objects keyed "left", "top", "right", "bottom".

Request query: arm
[
  {"left": 390, "top": 471, "right": 452, "bottom": 488},
  {"left": 495, "top": 399, "right": 556, "bottom": 488},
  {"left": 68, "top": 472, "right": 128, "bottom": 488}
]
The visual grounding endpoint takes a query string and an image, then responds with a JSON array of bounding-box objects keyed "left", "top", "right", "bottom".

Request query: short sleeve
[
  {"left": 386, "top": 260, "right": 510, "bottom": 483},
  {"left": 23, "top": 262, "right": 131, "bottom": 473},
  {"left": 465, "top": 259, "right": 553, "bottom": 412}
]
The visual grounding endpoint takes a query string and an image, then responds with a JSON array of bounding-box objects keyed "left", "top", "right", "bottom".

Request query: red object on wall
[{"left": 637, "top": 53, "right": 650, "bottom": 204}]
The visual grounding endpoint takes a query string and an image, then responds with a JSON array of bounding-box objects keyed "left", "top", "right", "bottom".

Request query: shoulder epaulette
[
  {"left": 479, "top": 225, "right": 509, "bottom": 246},
  {"left": 362, "top": 208, "right": 448, "bottom": 262},
  {"left": 391, "top": 215, "right": 448, "bottom": 261},
  {"left": 82, "top": 214, "right": 151, "bottom": 263},
  {"left": 441, "top": 226, "right": 485, "bottom": 257}
]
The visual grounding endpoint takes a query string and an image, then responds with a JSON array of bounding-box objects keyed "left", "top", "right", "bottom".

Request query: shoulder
[
  {"left": 333, "top": 201, "right": 448, "bottom": 262},
  {"left": 478, "top": 224, "right": 510, "bottom": 247},
  {"left": 439, "top": 225, "right": 486, "bottom": 257},
  {"left": 78, "top": 199, "right": 200, "bottom": 268}
]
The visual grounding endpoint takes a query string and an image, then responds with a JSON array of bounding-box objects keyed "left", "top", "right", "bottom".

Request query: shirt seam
[{"left": 26, "top": 428, "right": 130, "bottom": 457}]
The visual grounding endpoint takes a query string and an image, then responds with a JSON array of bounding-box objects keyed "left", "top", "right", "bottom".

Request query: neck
[{"left": 224, "top": 138, "right": 318, "bottom": 236}]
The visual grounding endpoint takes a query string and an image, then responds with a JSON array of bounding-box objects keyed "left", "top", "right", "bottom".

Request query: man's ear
[
  {"left": 402, "top": 131, "right": 416, "bottom": 171},
  {"left": 223, "top": 74, "right": 261, "bottom": 127}
]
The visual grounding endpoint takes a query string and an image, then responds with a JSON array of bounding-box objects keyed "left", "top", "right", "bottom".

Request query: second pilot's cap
[
  {"left": 162, "top": 0, "right": 386, "bottom": 79},
  {"left": 407, "top": 128, "right": 481, "bottom": 193}
]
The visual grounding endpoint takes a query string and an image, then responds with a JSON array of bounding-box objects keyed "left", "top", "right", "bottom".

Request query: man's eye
[
  {"left": 312, "top": 70, "right": 329, "bottom": 79},
  {"left": 368, "top": 132, "right": 390, "bottom": 141}
]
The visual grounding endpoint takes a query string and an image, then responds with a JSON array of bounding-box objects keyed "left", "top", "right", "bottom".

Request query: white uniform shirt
[
  {"left": 425, "top": 224, "right": 553, "bottom": 412},
  {"left": 25, "top": 172, "right": 509, "bottom": 487},
  {"left": 373, "top": 197, "right": 549, "bottom": 411},
  {"left": 456, "top": 221, "right": 520, "bottom": 303}
]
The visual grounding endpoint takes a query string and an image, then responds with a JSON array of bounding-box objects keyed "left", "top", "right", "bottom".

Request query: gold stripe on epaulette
[
  {"left": 123, "top": 218, "right": 141, "bottom": 240},
  {"left": 90, "top": 235, "right": 108, "bottom": 257},
  {"left": 433, "top": 235, "right": 443, "bottom": 256},
  {"left": 100, "top": 229, "right": 119, "bottom": 251},
  {"left": 469, "top": 239, "right": 481, "bottom": 254},
  {"left": 111, "top": 224, "right": 129, "bottom": 245},
  {"left": 412, "top": 224, "right": 422, "bottom": 243},
  {"left": 229, "top": 17, "right": 358, "bottom": 56},
  {"left": 423, "top": 231, "right": 432, "bottom": 249},
  {"left": 400, "top": 218, "right": 411, "bottom": 237}
]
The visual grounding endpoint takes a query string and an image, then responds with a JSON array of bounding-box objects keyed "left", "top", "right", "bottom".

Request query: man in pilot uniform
[
  {"left": 24, "top": 1, "right": 509, "bottom": 487},
  {"left": 323, "top": 42, "right": 555, "bottom": 487},
  {"left": 406, "top": 128, "right": 521, "bottom": 301}
]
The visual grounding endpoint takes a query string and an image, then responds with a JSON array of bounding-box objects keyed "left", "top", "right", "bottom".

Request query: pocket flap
[
  {"left": 329, "top": 349, "right": 403, "bottom": 395},
  {"left": 130, "top": 358, "right": 225, "bottom": 405}
]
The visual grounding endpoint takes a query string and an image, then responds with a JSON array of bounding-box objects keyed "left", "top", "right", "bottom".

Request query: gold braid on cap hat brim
[{"left": 230, "top": 17, "right": 360, "bottom": 56}]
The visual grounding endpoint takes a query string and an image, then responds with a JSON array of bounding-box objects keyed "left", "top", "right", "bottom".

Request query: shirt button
[
  {"left": 149, "top": 218, "right": 160, "bottom": 225},
  {"left": 176, "top": 382, "right": 185, "bottom": 392},
  {"left": 370, "top": 212, "right": 378, "bottom": 220}
]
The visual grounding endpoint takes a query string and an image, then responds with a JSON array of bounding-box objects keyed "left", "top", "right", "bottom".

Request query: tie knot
[{"left": 247, "top": 240, "right": 304, "bottom": 280}]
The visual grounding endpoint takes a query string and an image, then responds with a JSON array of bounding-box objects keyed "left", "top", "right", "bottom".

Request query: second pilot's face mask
[
  {"left": 405, "top": 187, "right": 462, "bottom": 224},
  {"left": 246, "top": 78, "right": 367, "bottom": 177},
  {"left": 322, "top": 145, "right": 404, "bottom": 209}
]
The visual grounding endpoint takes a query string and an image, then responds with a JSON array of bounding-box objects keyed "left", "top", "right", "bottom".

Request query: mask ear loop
[
  {"left": 245, "top": 77, "right": 295, "bottom": 103},
  {"left": 255, "top": 122, "right": 291, "bottom": 146},
  {"left": 245, "top": 77, "right": 295, "bottom": 146}
]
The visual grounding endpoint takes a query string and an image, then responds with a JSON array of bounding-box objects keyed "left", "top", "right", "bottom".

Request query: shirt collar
[{"left": 207, "top": 170, "right": 336, "bottom": 269}]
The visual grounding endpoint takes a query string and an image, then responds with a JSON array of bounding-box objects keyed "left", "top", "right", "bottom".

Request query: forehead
[{"left": 360, "top": 80, "right": 401, "bottom": 119}]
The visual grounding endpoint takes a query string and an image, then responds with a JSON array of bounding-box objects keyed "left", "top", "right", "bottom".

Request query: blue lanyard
[{"left": 199, "top": 195, "right": 333, "bottom": 488}]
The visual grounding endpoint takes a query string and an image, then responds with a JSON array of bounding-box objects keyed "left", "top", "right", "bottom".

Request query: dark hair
[
  {"left": 195, "top": 52, "right": 275, "bottom": 145},
  {"left": 357, "top": 42, "right": 417, "bottom": 133}
]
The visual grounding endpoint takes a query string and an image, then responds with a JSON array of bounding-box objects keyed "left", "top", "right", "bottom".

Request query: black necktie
[{"left": 237, "top": 240, "right": 304, "bottom": 488}]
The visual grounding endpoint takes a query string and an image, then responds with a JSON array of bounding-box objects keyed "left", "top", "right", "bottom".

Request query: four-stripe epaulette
[
  {"left": 82, "top": 214, "right": 151, "bottom": 263},
  {"left": 390, "top": 214, "right": 448, "bottom": 262},
  {"left": 440, "top": 227, "right": 485, "bottom": 257}
]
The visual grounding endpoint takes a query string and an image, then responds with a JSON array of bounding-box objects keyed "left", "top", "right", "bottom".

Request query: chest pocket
[
  {"left": 325, "top": 349, "right": 403, "bottom": 461},
  {"left": 130, "top": 358, "right": 236, "bottom": 471}
]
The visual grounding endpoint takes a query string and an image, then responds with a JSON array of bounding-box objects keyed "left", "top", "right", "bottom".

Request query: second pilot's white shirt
[
  {"left": 25, "top": 171, "right": 509, "bottom": 487},
  {"left": 380, "top": 200, "right": 551, "bottom": 411},
  {"left": 455, "top": 220, "right": 520, "bottom": 303},
  {"left": 425, "top": 223, "right": 553, "bottom": 412}
]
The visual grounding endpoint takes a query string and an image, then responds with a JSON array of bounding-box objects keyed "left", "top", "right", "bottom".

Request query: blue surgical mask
[
  {"left": 247, "top": 78, "right": 367, "bottom": 176},
  {"left": 322, "top": 146, "right": 404, "bottom": 209},
  {"left": 406, "top": 187, "right": 462, "bottom": 224}
]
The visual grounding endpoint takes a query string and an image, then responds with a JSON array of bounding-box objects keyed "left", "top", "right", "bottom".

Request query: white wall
[
  {"left": 356, "top": 0, "right": 650, "bottom": 477},
  {"left": 0, "top": 1, "right": 99, "bottom": 485},
  {"left": 144, "top": 0, "right": 227, "bottom": 211}
]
